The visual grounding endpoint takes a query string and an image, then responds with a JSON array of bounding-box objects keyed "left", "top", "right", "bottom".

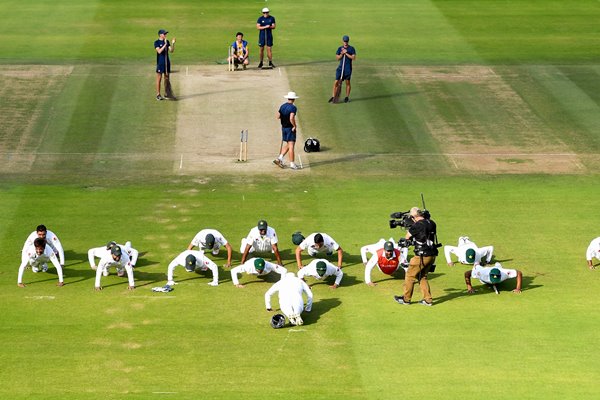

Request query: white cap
[
  {"left": 284, "top": 91, "right": 299, "bottom": 99},
  {"left": 262, "top": 7, "right": 270, "bottom": 13}
]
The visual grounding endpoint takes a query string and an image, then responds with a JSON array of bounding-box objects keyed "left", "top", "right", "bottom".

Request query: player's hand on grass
[
  {"left": 17, "top": 283, "right": 26, "bottom": 288},
  {"left": 235, "top": 284, "right": 244, "bottom": 288},
  {"left": 330, "top": 284, "right": 339, "bottom": 289},
  {"left": 467, "top": 288, "right": 476, "bottom": 294},
  {"left": 57, "top": 282, "right": 64, "bottom": 287},
  {"left": 223, "top": 263, "right": 231, "bottom": 269},
  {"left": 95, "top": 286, "right": 103, "bottom": 291},
  {"left": 266, "top": 308, "right": 272, "bottom": 312},
  {"left": 512, "top": 288, "right": 521, "bottom": 294},
  {"left": 447, "top": 262, "right": 454, "bottom": 267},
  {"left": 367, "top": 282, "right": 376, "bottom": 287},
  {"left": 127, "top": 286, "right": 135, "bottom": 290}
]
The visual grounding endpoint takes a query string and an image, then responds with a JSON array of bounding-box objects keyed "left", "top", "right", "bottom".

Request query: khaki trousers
[{"left": 403, "top": 255, "right": 435, "bottom": 303}]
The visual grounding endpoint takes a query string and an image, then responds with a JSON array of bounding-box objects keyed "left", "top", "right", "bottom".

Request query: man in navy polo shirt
[
  {"left": 154, "top": 29, "right": 175, "bottom": 100},
  {"left": 273, "top": 92, "right": 300, "bottom": 170},
  {"left": 330, "top": 35, "right": 356, "bottom": 103},
  {"left": 256, "top": 7, "right": 276, "bottom": 69}
]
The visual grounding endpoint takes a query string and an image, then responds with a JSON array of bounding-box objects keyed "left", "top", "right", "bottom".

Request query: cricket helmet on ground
[
  {"left": 304, "top": 137, "right": 320, "bottom": 153},
  {"left": 270, "top": 314, "right": 285, "bottom": 329},
  {"left": 489, "top": 268, "right": 502, "bottom": 284},
  {"left": 465, "top": 248, "right": 476, "bottom": 263},
  {"left": 316, "top": 261, "right": 327, "bottom": 277},
  {"left": 204, "top": 233, "right": 216, "bottom": 249},
  {"left": 384, "top": 241, "right": 395, "bottom": 252},
  {"left": 292, "top": 231, "right": 305, "bottom": 245},
  {"left": 185, "top": 254, "right": 197, "bottom": 272},
  {"left": 254, "top": 258, "right": 266, "bottom": 271}
]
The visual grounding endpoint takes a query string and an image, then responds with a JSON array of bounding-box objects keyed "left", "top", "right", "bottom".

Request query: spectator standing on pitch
[
  {"left": 188, "top": 229, "right": 233, "bottom": 268},
  {"left": 297, "top": 259, "right": 343, "bottom": 289},
  {"left": 228, "top": 32, "right": 249, "bottom": 70},
  {"left": 465, "top": 262, "right": 522, "bottom": 294},
  {"left": 154, "top": 29, "right": 175, "bottom": 100},
  {"left": 230, "top": 257, "right": 287, "bottom": 288},
  {"left": 240, "top": 220, "right": 283, "bottom": 265},
  {"left": 23, "top": 224, "right": 65, "bottom": 267},
  {"left": 265, "top": 272, "right": 313, "bottom": 326},
  {"left": 444, "top": 236, "right": 493, "bottom": 266},
  {"left": 256, "top": 7, "right": 276, "bottom": 69},
  {"left": 273, "top": 92, "right": 300, "bottom": 170},
  {"left": 166, "top": 250, "right": 219, "bottom": 287},
  {"left": 295, "top": 232, "right": 344, "bottom": 269},
  {"left": 586, "top": 237, "right": 600, "bottom": 269},
  {"left": 393, "top": 208, "right": 439, "bottom": 306},
  {"left": 18, "top": 238, "right": 64, "bottom": 287},
  {"left": 329, "top": 35, "right": 356, "bottom": 103}
]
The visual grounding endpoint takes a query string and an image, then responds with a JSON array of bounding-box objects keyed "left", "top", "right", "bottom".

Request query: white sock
[{"left": 278, "top": 155, "right": 284, "bottom": 161}]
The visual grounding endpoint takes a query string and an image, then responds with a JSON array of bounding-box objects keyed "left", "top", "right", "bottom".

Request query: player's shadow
[
  {"left": 434, "top": 276, "right": 541, "bottom": 304},
  {"left": 302, "top": 298, "right": 341, "bottom": 325},
  {"left": 348, "top": 91, "right": 421, "bottom": 103},
  {"left": 101, "top": 270, "right": 167, "bottom": 289}
]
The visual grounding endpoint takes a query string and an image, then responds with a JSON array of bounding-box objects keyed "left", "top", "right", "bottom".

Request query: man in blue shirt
[
  {"left": 154, "top": 29, "right": 176, "bottom": 100},
  {"left": 256, "top": 7, "right": 276, "bottom": 69},
  {"left": 329, "top": 35, "right": 356, "bottom": 103},
  {"left": 273, "top": 92, "right": 300, "bottom": 170}
]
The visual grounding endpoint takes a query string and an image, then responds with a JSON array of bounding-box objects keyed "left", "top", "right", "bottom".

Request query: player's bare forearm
[{"left": 337, "top": 248, "right": 343, "bottom": 268}]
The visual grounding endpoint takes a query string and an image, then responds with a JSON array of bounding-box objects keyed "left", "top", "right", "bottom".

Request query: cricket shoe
[
  {"left": 328, "top": 97, "right": 334, "bottom": 103},
  {"left": 272, "top": 159, "right": 284, "bottom": 169},
  {"left": 257, "top": 62, "right": 263, "bottom": 69},
  {"left": 344, "top": 97, "right": 349, "bottom": 103},
  {"left": 212, "top": 248, "right": 220, "bottom": 256},
  {"left": 42, "top": 263, "right": 48, "bottom": 272},
  {"left": 156, "top": 94, "right": 164, "bottom": 101},
  {"left": 269, "top": 61, "right": 276, "bottom": 68},
  {"left": 32, "top": 266, "right": 40, "bottom": 273},
  {"left": 102, "top": 268, "right": 109, "bottom": 277},
  {"left": 117, "top": 268, "right": 126, "bottom": 277},
  {"left": 394, "top": 295, "right": 409, "bottom": 305},
  {"left": 290, "top": 164, "right": 300, "bottom": 170},
  {"left": 419, "top": 300, "right": 433, "bottom": 307},
  {"left": 243, "top": 64, "right": 247, "bottom": 70}
]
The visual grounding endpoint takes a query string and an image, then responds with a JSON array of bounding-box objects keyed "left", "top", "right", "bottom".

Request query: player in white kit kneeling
[{"left": 265, "top": 272, "right": 313, "bottom": 326}]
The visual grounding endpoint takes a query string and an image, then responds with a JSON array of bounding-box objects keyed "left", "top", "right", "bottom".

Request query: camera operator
[{"left": 394, "top": 208, "right": 438, "bottom": 306}]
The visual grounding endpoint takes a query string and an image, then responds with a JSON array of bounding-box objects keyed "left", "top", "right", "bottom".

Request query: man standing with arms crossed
[
  {"left": 256, "top": 7, "right": 276, "bottom": 69},
  {"left": 273, "top": 91, "right": 300, "bottom": 170}
]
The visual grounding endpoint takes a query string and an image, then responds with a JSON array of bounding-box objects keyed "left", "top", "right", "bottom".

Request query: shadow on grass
[
  {"left": 434, "top": 276, "right": 541, "bottom": 304},
  {"left": 302, "top": 297, "right": 342, "bottom": 325},
  {"left": 302, "top": 153, "right": 376, "bottom": 169},
  {"left": 347, "top": 91, "right": 421, "bottom": 103}
]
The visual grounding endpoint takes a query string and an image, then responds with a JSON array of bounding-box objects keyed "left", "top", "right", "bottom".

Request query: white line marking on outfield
[{"left": 25, "top": 296, "right": 55, "bottom": 300}]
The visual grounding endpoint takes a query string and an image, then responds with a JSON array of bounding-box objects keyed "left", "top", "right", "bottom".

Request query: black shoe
[
  {"left": 328, "top": 97, "right": 334, "bottom": 103},
  {"left": 269, "top": 61, "right": 276, "bottom": 68},
  {"left": 156, "top": 94, "right": 164, "bottom": 101},
  {"left": 243, "top": 64, "right": 247, "bottom": 70},
  {"left": 344, "top": 97, "right": 349, "bottom": 103},
  {"left": 419, "top": 300, "right": 433, "bottom": 307},
  {"left": 394, "top": 295, "right": 409, "bottom": 305},
  {"left": 257, "top": 62, "right": 263, "bottom": 69}
]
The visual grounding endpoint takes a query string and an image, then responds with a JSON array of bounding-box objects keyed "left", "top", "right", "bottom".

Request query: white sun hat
[
  {"left": 284, "top": 91, "right": 299, "bottom": 99},
  {"left": 262, "top": 7, "right": 270, "bottom": 13}
]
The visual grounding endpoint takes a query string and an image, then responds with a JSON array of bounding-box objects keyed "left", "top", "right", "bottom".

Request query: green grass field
[{"left": 1, "top": 1, "right": 599, "bottom": 399}]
